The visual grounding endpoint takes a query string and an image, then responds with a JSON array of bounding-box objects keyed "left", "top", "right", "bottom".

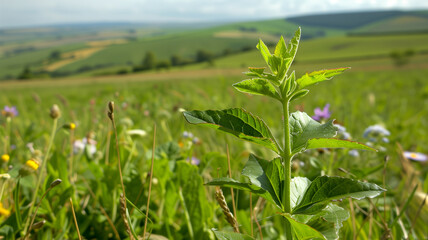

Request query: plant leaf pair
[{"left": 206, "top": 154, "right": 284, "bottom": 209}]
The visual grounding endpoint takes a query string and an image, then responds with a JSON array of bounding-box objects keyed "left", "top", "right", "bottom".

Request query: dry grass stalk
[
  {"left": 69, "top": 198, "right": 82, "bottom": 240},
  {"left": 215, "top": 186, "right": 239, "bottom": 233},
  {"left": 120, "top": 193, "right": 135, "bottom": 240}
]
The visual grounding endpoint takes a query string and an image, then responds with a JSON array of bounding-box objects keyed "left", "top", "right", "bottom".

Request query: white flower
[
  {"left": 127, "top": 129, "right": 147, "bottom": 137},
  {"left": 74, "top": 138, "right": 97, "bottom": 156},
  {"left": 403, "top": 151, "right": 427, "bottom": 162}
]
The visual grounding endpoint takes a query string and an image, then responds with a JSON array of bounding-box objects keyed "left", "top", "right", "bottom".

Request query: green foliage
[
  {"left": 292, "top": 176, "right": 385, "bottom": 215},
  {"left": 183, "top": 108, "right": 278, "bottom": 152},
  {"left": 185, "top": 28, "right": 385, "bottom": 239},
  {"left": 212, "top": 229, "right": 254, "bottom": 240}
]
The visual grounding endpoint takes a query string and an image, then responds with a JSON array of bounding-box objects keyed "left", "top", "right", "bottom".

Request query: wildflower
[
  {"left": 182, "top": 131, "right": 194, "bottom": 139},
  {"left": 192, "top": 137, "right": 201, "bottom": 145},
  {"left": 312, "top": 104, "right": 331, "bottom": 122},
  {"left": 334, "top": 124, "right": 351, "bottom": 140},
  {"left": 126, "top": 129, "right": 147, "bottom": 137},
  {"left": 363, "top": 124, "right": 390, "bottom": 142},
  {"left": 1, "top": 154, "right": 9, "bottom": 163},
  {"left": 403, "top": 151, "right": 427, "bottom": 162},
  {"left": 50, "top": 104, "right": 61, "bottom": 119},
  {"left": 0, "top": 173, "right": 10, "bottom": 179},
  {"left": 63, "top": 123, "right": 76, "bottom": 130},
  {"left": 349, "top": 150, "right": 360, "bottom": 157},
  {"left": 26, "top": 159, "right": 40, "bottom": 171},
  {"left": 0, "top": 203, "right": 11, "bottom": 217},
  {"left": 188, "top": 156, "right": 200, "bottom": 166},
  {"left": 1, "top": 106, "right": 18, "bottom": 117},
  {"left": 73, "top": 138, "right": 97, "bottom": 156}
]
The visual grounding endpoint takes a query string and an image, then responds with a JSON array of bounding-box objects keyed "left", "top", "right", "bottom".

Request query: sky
[{"left": 1, "top": 0, "right": 428, "bottom": 29}]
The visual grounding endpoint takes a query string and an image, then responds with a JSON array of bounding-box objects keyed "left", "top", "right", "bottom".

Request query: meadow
[{"left": 1, "top": 13, "right": 428, "bottom": 239}]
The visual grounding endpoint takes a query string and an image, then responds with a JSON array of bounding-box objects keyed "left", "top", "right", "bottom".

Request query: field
[{"left": 1, "top": 11, "right": 428, "bottom": 240}]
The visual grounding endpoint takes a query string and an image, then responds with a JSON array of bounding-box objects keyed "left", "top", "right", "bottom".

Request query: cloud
[{"left": 1, "top": 0, "right": 428, "bottom": 28}]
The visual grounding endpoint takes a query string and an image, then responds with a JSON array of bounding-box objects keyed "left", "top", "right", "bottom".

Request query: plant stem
[
  {"left": 282, "top": 98, "right": 292, "bottom": 213},
  {"left": 143, "top": 124, "right": 156, "bottom": 239},
  {"left": 23, "top": 118, "right": 58, "bottom": 236},
  {"left": 281, "top": 98, "right": 293, "bottom": 239}
]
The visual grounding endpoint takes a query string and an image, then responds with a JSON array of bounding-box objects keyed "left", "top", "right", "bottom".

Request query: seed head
[
  {"left": 107, "top": 101, "right": 114, "bottom": 120},
  {"left": 50, "top": 179, "right": 62, "bottom": 188},
  {"left": 31, "top": 220, "right": 46, "bottom": 230},
  {"left": 50, "top": 104, "right": 61, "bottom": 119}
]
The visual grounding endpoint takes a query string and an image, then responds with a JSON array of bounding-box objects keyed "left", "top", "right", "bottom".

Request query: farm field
[
  {"left": 1, "top": 48, "right": 428, "bottom": 239},
  {"left": 1, "top": 10, "right": 428, "bottom": 240}
]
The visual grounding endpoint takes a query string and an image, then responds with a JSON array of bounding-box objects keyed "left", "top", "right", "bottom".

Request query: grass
[
  {"left": 0, "top": 60, "right": 427, "bottom": 238},
  {"left": 1, "top": 18, "right": 427, "bottom": 239}
]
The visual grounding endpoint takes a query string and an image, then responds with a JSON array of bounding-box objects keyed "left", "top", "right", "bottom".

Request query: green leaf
[
  {"left": 290, "top": 177, "right": 312, "bottom": 209},
  {"left": 183, "top": 108, "right": 278, "bottom": 152},
  {"left": 289, "top": 111, "right": 337, "bottom": 154},
  {"left": 205, "top": 177, "right": 277, "bottom": 207},
  {"left": 212, "top": 229, "right": 254, "bottom": 240},
  {"left": 207, "top": 154, "right": 284, "bottom": 209},
  {"left": 256, "top": 39, "right": 271, "bottom": 67},
  {"left": 274, "top": 36, "right": 287, "bottom": 58},
  {"left": 244, "top": 67, "right": 265, "bottom": 77},
  {"left": 282, "top": 214, "right": 325, "bottom": 240},
  {"left": 282, "top": 71, "right": 296, "bottom": 96},
  {"left": 292, "top": 176, "right": 386, "bottom": 215},
  {"left": 296, "top": 68, "right": 350, "bottom": 90},
  {"left": 307, "top": 204, "right": 350, "bottom": 240},
  {"left": 307, "top": 138, "right": 376, "bottom": 151},
  {"left": 306, "top": 217, "right": 336, "bottom": 240},
  {"left": 233, "top": 78, "right": 281, "bottom": 100},
  {"left": 242, "top": 154, "right": 283, "bottom": 208},
  {"left": 290, "top": 89, "right": 309, "bottom": 102},
  {"left": 287, "top": 28, "right": 301, "bottom": 63},
  {"left": 176, "top": 162, "right": 213, "bottom": 238}
]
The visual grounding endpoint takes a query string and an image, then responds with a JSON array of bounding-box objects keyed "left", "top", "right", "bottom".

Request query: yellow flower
[
  {"left": 70, "top": 123, "right": 76, "bottom": 130},
  {"left": 1, "top": 154, "right": 9, "bottom": 162},
  {"left": 0, "top": 203, "right": 10, "bottom": 217},
  {"left": 26, "top": 159, "right": 40, "bottom": 171}
]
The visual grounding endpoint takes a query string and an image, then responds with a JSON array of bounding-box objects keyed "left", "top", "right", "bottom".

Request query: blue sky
[{"left": 1, "top": 0, "right": 427, "bottom": 29}]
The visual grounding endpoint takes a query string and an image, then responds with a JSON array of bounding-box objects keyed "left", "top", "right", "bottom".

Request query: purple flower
[
  {"left": 312, "top": 104, "right": 331, "bottom": 121},
  {"left": 2, "top": 106, "right": 18, "bottom": 117},
  {"left": 187, "top": 156, "right": 200, "bottom": 166}
]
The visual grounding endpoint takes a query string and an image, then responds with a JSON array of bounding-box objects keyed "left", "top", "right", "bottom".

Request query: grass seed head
[{"left": 215, "top": 187, "right": 239, "bottom": 232}]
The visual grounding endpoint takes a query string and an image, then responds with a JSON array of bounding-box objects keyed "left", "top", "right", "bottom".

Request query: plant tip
[{"left": 50, "top": 179, "right": 62, "bottom": 188}]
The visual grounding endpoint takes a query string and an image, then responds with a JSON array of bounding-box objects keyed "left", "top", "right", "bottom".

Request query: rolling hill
[{"left": 1, "top": 9, "right": 427, "bottom": 80}]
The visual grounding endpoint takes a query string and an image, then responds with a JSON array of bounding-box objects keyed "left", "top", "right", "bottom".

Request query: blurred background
[{"left": 0, "top": 0, "right": 427, "bottom": 239}]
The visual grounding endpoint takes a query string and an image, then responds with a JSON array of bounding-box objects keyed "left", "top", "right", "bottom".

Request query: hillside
[{"left": 1, "top": 9, "right": 427, "bottom": 80}]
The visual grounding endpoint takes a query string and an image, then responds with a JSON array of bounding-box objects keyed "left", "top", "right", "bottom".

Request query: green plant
[{"left": 184, "top": 28, "right": 386, "bottom": 239}]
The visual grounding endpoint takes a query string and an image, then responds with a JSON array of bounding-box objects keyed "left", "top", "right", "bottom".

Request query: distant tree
[
  {"left": 196, "top": 50, "right": 213, "bottom": 63},
  {"left": 390, "top": 49, "right": 415, "bottom": 67},
  {"left": 170, "top": 55, "right": 182, "bottom": 66},
  {"left": 142, "top": 51, "right": 156, "bottom": 70},
  {"left": 18, "top": 66, "right": 32, "bottom": 80},
  {"left": 157, "top": 60, "right": 171, "bottom": 70},
  {"left": 49, "top": 50, "right": 61, "bottom": 60}
]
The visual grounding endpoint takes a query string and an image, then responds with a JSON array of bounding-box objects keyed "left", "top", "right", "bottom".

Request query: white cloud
[{"left": 1, "top": 0, "right": 428, "bottom": 28}]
